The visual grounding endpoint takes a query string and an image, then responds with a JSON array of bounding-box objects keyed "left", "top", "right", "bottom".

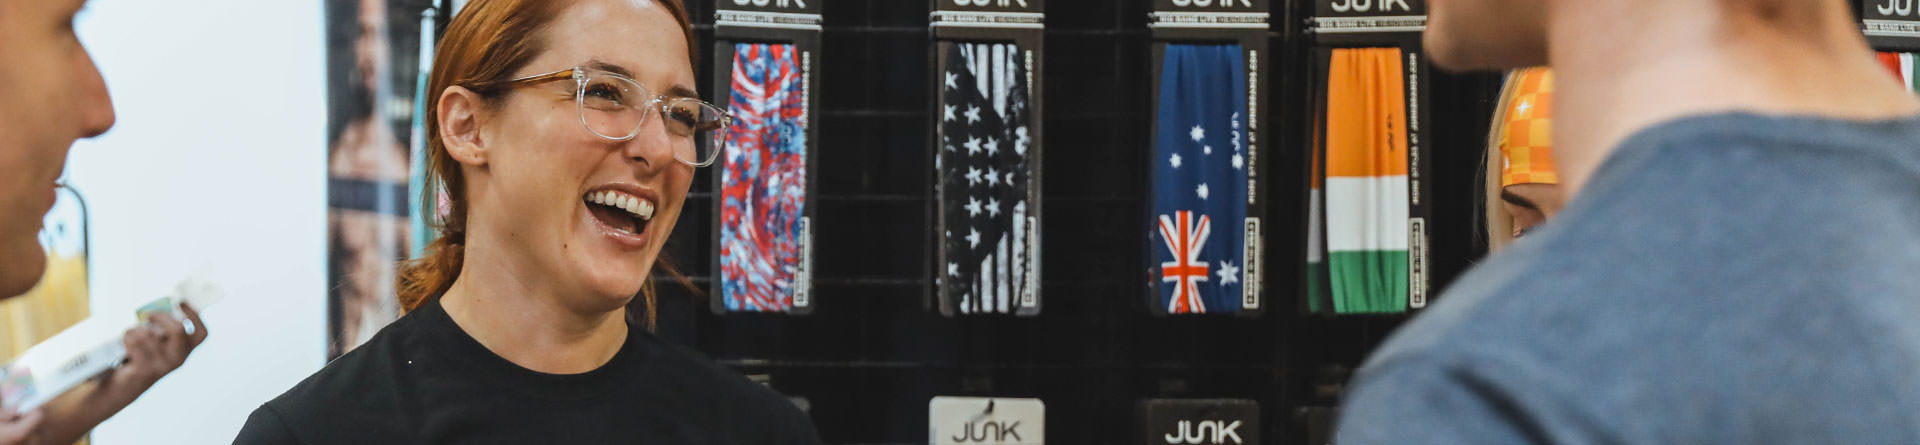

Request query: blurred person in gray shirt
[{"left": 1339, "top": 0, "right": 1920, "bottom": 443}]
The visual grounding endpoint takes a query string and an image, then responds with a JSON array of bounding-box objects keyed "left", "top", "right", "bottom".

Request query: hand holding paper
[
  {"left": 0, "top": 277, "right": 221, "bottom": 413},
  {"left": 114, "top": 302, "right": 208, "bottom": 393}
]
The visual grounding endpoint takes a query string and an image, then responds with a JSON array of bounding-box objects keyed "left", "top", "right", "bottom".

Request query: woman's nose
[{"left": 623, "top": 105, "right": 676, "bottom": 165}]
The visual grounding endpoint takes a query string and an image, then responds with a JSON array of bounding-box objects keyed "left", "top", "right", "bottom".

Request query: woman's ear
[{"left": 439, "top": 86, "right": 489, "bottom": 166}]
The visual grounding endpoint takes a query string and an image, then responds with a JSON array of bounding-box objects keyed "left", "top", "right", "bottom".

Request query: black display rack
[{"left": 640, "top": 1, "right": 1502, "bottom": 443}]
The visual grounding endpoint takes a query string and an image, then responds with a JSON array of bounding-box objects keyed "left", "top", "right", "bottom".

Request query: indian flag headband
[{"left": 1499, "top": 67, "right": 1559, "bottom": 188}]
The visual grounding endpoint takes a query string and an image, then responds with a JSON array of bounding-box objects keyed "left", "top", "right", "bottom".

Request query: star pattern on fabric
[
  {"left": 1014, "top": 127, "right": 1030, "bottom": 155},
  {"left": 940, "top": 42, "right": 1032, "bottom": 315},
  {"left": 1217, "top": 260, "right": 1240, "bottom": 286}
]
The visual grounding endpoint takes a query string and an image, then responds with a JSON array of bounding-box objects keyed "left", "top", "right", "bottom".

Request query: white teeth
[{"left": 585, "top": 190, "right": 654, "bottom": 222}]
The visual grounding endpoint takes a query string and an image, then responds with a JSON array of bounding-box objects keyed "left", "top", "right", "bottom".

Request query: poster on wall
[{"left": 325, "top": 0, "right": 441, "bottom": 359}]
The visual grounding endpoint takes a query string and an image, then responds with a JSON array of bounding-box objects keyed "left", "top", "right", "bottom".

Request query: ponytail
[{"left": 396, "top": 229, "right": 464, "bottom": 313}]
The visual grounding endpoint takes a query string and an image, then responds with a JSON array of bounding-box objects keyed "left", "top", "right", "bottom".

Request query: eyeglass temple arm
[{"left": 466, "top": 68, "right": 577, "bottom": 91}]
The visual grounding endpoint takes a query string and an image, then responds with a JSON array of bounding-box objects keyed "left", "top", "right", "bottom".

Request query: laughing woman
[{"left": 233, "top": 0, "right": 820, "bottom": 442}]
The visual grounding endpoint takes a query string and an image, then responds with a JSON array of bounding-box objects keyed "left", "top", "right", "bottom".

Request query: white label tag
[
  {"left": 930, "top": 397, "right": 1045, "bottom": 444},
  {"left": 794, "top": 217, "right": 811, "bottom": 309},
  {"left": 1242, "top": 217, "right": 1261, "bottom": 310},
  {"left": 1019, "top": 216, "right": 1039, "bottom": 309},
  {"left": 1409, "top": 217, "right": 1427, "bottom": 309}
]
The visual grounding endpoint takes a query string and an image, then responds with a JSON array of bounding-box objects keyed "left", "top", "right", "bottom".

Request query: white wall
[{"left": 67, "top": 1, "right": 328, "bottom": 443}]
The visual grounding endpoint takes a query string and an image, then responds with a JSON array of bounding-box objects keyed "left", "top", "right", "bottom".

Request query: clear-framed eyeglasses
[{"left": 470, "top": 66, "right": 732, "bottom": 167}]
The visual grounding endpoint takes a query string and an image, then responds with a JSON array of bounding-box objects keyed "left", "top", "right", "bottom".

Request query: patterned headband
[{"left": 1500, "top": 67, "right": 1558, "bottom": 187}]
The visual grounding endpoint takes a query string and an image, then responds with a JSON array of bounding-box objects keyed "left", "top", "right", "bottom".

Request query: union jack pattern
[{"left": 1158, "top": 211, "right": 1212, "bottom": 313}]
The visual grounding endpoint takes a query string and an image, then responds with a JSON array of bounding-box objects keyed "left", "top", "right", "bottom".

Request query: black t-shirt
[{"left": 232, "top": 298, "right": 821, "bottom": 444}]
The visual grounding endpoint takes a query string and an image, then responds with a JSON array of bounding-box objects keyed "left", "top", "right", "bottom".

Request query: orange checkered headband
[{"left": 1499, "top": 67, "right": 1558, "bottom": 187}]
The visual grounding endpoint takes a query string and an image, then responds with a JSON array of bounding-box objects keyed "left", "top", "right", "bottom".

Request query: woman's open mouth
[{"left": 584, "top": 188, "right": 656, "bottom": 248}]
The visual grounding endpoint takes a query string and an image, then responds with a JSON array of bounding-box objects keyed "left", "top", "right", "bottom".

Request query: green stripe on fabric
[
  {"left": 1910, "top": 53, "right": 1919, "bottom": 92},
  {"left": 1328, "top": 250, "right": 1409, "bottom": 314}
]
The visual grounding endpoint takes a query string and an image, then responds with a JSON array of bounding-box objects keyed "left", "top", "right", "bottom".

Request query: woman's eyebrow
[
  {"left": 583, "top": 58, "right": 697, "bottom": 98},
  {"left": 665, "top": 85, "right": 699, "bottom": 99},
  {"left": 1501, "top": 189, "right": 1541, "bottom": 211},
  {"left": 584, "top": 59, "right": 635, "bottom": 78}
]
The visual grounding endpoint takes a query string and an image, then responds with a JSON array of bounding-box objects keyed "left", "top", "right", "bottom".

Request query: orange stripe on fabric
[{"left": 1325, "top": 47, "right": 1408, "bottom": 179}]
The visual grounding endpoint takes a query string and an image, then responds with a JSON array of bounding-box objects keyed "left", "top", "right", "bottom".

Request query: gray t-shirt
[{"left": 1338, "top": 113, "right": 1920, "bottom": 444}]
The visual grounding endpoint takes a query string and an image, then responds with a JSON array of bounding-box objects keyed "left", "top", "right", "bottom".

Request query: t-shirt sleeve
[
  {"left": 1334, "top": 354, "right": 1617, "bottom": 445},
  {"left": 232, "top": 404, "right": 303, "bottom": 445},
  {"left": 780, "top": 405, "right": 825, "bottom": 445}
]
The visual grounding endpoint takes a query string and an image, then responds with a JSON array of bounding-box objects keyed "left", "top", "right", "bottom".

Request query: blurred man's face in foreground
[
  {"left": 1424, "top": 0, "right": 1550, "bottom": 71},
  {"left": 0, "top": 0, "right": 116, "bottom": 297}
]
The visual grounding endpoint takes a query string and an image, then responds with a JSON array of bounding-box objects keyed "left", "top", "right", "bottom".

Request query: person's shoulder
[
  {"left": 639, "top": 334, "right": 819, "bottom": 440},
  {"left": 643, "top": 334, "right": 797, "bottom": 406},
  {"left": 1612, "top": 112, "right": 1920, "bottom": 187},
  {"left": 1338, "top": 244, "right": 1655, "bottom": 444},
  {"left": 1355, "top": 242, "right": 1573, "bottom": 365},
  {"left": 1337, "top": 340, "right": 1627, "bottom": 445},
  {"left": 234, "top": 402, "right": 302, "bottom": 445},
  {"left": 243, "top": 311, "right": 426, "bottom": 437}
]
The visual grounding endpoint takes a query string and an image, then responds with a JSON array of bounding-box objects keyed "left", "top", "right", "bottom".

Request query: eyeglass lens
[{"left": 576, "top": 72, "right": 727, "bottom": 166}]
